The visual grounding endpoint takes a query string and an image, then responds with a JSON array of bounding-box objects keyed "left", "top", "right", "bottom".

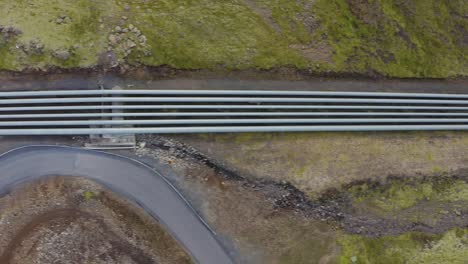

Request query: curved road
[{"left": 0, "top": 145, "right": 234, "bottom": 264}]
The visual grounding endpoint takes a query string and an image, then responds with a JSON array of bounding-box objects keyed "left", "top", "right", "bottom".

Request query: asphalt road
[{"left": 0, "top": 145, "right": 234, "bottom": 264}]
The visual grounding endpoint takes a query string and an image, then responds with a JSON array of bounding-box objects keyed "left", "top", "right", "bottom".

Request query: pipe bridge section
[{"left": 1, "top": 89, "right": 468, "bottom": 134}]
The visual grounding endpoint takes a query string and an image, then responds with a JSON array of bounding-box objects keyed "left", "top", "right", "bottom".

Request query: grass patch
[
  {"left": 83, "top": 190, "right": 95, "bottom": 201},
  {"left": 0, "top": 0, "right": 465, "bottom": 77},
  {"left": 339, "top": 228, "right": 468, "bottom": 264},
  {"left": 349, "top": 177, "right": 468, "bottom": 211},
  {"left": 125, "top": 0, "right": 306, "bottom": 69},
  {"left": 0, "top": 0, "right": 112, "bottom": 69},
  {"left": 312, "top": 0, "right": 468, "bottom": 77}
]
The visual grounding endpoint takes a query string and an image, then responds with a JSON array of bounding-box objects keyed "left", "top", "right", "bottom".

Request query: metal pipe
[
  {"left": 2, "top": 89, "right": 468, "bottom": 134},
  {"left": 2, "top": 112, "right": 468, "bottom": 119},
  {"left": 0, "top": 125, "right": 468, "bottom": 135},
  {"left": 2, "top": 97, "right": 468, "bottom": 105},
  {"left": 1, "top": 105, "right": 468, "bottom": 111},
  {"left": 1, "top": 118, "right": 468, "bottom": 126},
  {"left": 2, "top": 89, "right": 468, "bottom": 99}
]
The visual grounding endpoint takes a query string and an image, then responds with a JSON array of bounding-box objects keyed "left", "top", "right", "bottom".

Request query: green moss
[
  {"left": 339, "top": 229, "right": 468, "bottom": 264},
  {"left": 0, "top": 41, "right": 17, "bottom": 70},
  {"left": 126, "top": 0, "right": 306, "bottom": 69},
  {"left": 83, "top": 190, "right": 95, "bottom": 201},
  {"left": 250, "top": 0, "right": 312, "bottom": 44},
  {"left": 279, "top": 236, "right": 337, "bottom": 264},
  {"left": 438, "top": 181, "right": 468, "bottom": 203},
  {"left": 312, "top": 0, "right": 467, "bottom": 77},
  {"left": 0, "top": 0, "right": 466, "bottom": 77},
  {"left": 350, "top": 178, "right": 468, "bottom": 212},
  {"left": 0, "top": 0, "right": 110, "bottom": 69}
]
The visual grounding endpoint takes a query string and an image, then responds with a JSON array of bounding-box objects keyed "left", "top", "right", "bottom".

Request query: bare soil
[{"left": 0, "top": 176, "right": 192, "bottom": 264}]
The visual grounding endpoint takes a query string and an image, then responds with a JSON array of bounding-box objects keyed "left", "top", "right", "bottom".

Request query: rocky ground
[{"left": 0, "top": 176, "right": 192, "bottom": 264}]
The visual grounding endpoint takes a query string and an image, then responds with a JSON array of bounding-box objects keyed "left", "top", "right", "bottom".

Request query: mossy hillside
[
  {"left": 0, "top": 0, "right": 306, "bottom": 70},
  {"left": 0, "top": 0, "right": 112, "bottom": 69},
  {"left": 311, "top": 0, "right": 468, "bottom": 77},
  {"left": 249, "top": 0, "right": 313, "bottom": 44},
  {"left": 121, "top": 0, "right": 306, "bottom": 69},
  {"left": 0, "top": 0, "right": 466, "bottom": 77},
  {"left": 339, "top": 228, "right": 468, "bottom": 264}
]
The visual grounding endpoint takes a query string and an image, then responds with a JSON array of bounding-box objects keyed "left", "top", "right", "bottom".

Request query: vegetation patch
[
  {"left": 311, "top": 0, "right": 467, "bottom": 77},
  {"left": 348, "top": 176, "right": 468, "bottom": 212},
  {"left": 0, "top": 0, "right": 466, "bottom": 77},
  {"left": 338, "top": 228, "right": 468, "bottom": 264}
]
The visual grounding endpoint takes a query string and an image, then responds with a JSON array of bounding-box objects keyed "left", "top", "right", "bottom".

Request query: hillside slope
[{"left": 0, "top": 0, "right": 466, "bottom": 78}]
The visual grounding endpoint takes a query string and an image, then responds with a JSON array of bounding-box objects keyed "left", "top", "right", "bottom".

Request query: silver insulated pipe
[{"left": 0, "top": 89, "right": 468, "bottom": 135}]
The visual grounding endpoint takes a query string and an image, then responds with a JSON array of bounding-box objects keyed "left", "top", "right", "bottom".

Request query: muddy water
[{"left": 0, "top": 71, "right": 466, "bottom": 93}]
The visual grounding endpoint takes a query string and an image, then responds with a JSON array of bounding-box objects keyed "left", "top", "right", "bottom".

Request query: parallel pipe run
[
  {"left": 3, "top": 97, "right": 468, "bottom": 104},
  {"left": 2, "top": 89, "right": 468, "bottom": 99},
  {"left": 2, "top": 119, "right": 468, "bottom": 126},
  {"left": 2, "top": 105, "right": 468, "bottom": 111},
  {"left": 3, "top": 112, "right": 468, "bottom": 119},
  {"left": 1, "top": 125, "right": 468, "bottom": 135},
  {"left": 1, "top": 89, "right": 468, "bottom": 135}
]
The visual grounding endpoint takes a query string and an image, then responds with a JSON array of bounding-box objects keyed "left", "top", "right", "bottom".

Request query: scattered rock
[
  {"left": 55, "top": 15, "right": 71, "bottom": 25},
  {"left": 0, "top": 25, "right": 22, "bottom": 41},
  {"left": 125, "top": 39, "right": 136, "bottom": 49},
  {"left": 19, "top": 39, "right": 44, "bottom": 55},
  {"left": 29, "top": 40, "right": 44, "bottom": 55},
  {"left": 139, "top": 142, "right": 147, "bottom": 148},
  {"left": 109, "top": 24, "right": 145, "bottom": 57},
  {"left": 122, "top": 16, "right": 128, "bottom": 20},
  {"left": 138, "top": 35, "right": 147, "bottom": 44},
  {"left": 124, "top": 5, "right": 131, "bottom": 11},
  {"left": 53, "top": 50, "right": 70, "bottom": 60},
  {"left": 108, "top": 34, "right": 119, "bottom": 46}
]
